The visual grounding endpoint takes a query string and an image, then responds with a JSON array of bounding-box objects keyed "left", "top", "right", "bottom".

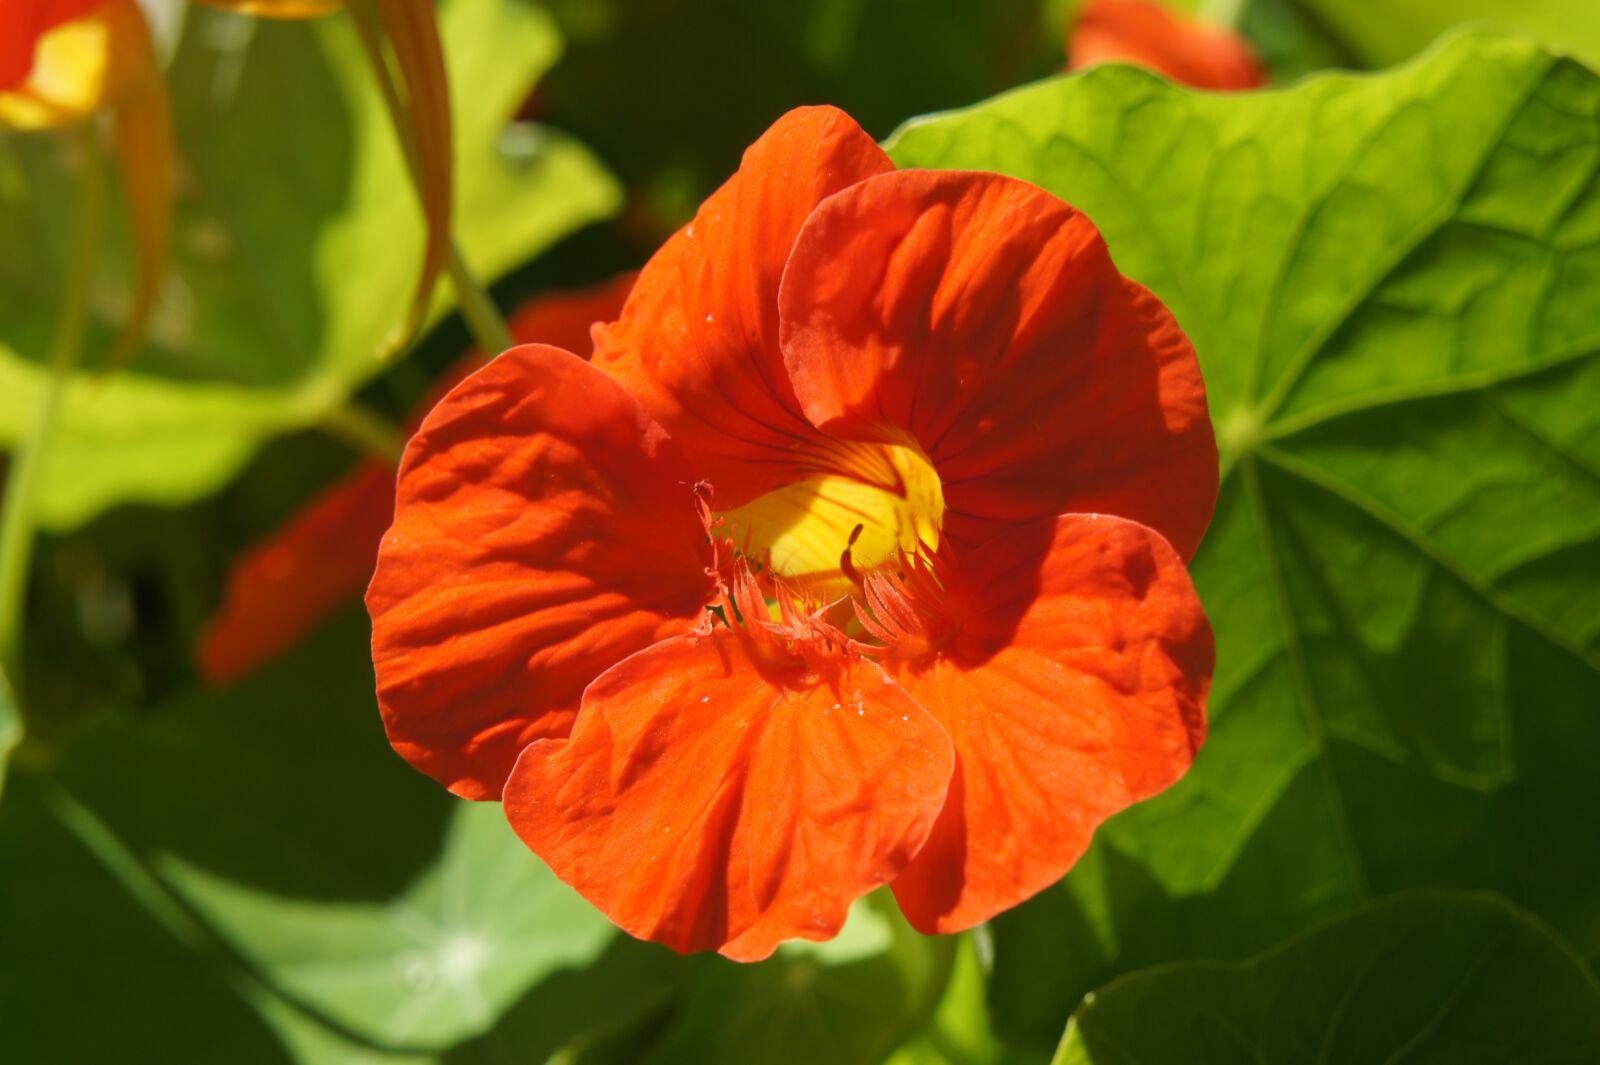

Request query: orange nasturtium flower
[
  {"left": 1, "top": 0, "right": 173, "bottom": 360},
  {"left": 1068, "top": 0, "right": 1266, "bottom": 90},
  {"left": 368, "top": 107, "right": 1218, "bottom": 960},
  {"left": 196, "top": 273, "right": 638, "bottom": 685}
]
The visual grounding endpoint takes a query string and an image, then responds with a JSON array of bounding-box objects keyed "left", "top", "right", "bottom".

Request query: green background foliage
[
  {"left": 0, "top": 0, "right": 618, "bottom": 527},
  {"left": 2, "top": 0, "right": 1598, "bottom": 1062}
]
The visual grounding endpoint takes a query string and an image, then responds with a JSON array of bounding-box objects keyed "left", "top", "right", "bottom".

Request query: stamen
[{"left": 839, "top": 523, "right": 866, "bottom": 587}]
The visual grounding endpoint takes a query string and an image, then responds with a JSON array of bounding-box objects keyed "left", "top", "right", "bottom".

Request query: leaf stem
[
  {"left": 448, "top": 241, "right": 514, "bottom": 354},
  {"left": 319, "top": 401, "right": 406, "bottom": 463},
  {"left": 349, "top": 0, "right": 514, "bottom": 356},
  {"left": 0, "top": 125, "right": 104, "bottom": 678}
]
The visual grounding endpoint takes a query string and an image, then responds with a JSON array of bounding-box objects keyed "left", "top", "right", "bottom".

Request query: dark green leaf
[
  {"left": 887, "top": 32, "right": 1600, "bottom": 1052},
  {"left": 0, "top": 662, "right": 17, "bottom": 797},
  {"left": 0, "top": 777, "right": 292, "bottom": 1063},
  {"left": 1057, "top": 892, "right": 1600, "bottom": 1064}
]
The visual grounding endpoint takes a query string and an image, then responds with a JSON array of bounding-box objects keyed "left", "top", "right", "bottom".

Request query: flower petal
[
  {"left": 591, "top": 105, "right": 894, "bottom": 507},
  {"left": 1069, "top": 0, "right": 1266, "bottom": 91},
  {"left": 779, "top": 169, "right": 1218, "bottom": 560},
  {"left": 367, "top": 344, "right": 718, "bottom": 800},
  {"left": 504, "top": 626, "right": 954, "bottom": 960},
  {"left": 876, "top": 513, "right": 1212, "bottom": 933}
]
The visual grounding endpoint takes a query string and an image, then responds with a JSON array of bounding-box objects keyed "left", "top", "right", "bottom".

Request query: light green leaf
[
  {"left": 1055, "top": 892, "right": 1600, "bottom": 1064},
  {"left": 0, "top": 0, "right": 619, "bottom": 528},
  {"left": 167, "top": 801, "right": 614, "bottom": 1049},
  {"left": 887, "top": 31, "right": 1600, "bottom": 1052}
]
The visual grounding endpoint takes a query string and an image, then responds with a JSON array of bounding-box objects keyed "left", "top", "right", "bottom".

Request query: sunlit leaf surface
[
  {"left": 167, "top": 802, "right": 613, "bottom": 1048},
  {"left": 888, "top": 31, "right": 1600, "bottom": 1052}
]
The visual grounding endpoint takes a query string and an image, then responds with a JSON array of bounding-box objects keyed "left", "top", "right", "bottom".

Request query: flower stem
[
  {"left": 350, "top": 0, "right": 514, "bottom": 356},
  {"left": 0, "top": 126, "right": 104, "bottom": 678}
]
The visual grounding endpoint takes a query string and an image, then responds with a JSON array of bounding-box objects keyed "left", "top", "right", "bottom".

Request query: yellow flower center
[{"left": 720, "top": 439, "right": 944, "bottom": 596}]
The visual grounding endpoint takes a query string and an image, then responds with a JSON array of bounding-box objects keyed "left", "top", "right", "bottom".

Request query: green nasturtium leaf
[
  {"left": 48, "top": 609, "right": 619, "bottom": 1053},
  {"left": 887, "top": 31, "right": 1600, "bottom": 1053},
  {"left": 0, "top": 0, "right": 620, "bottom": 529},
  {"left": 1056, "top": 892, "right": 1600, "bottom": 1065},
  {"left": 444, "top": 936, "right": 683, "bottom": 1065},
  {"left": 167, "top": 802, "right": 614, "bottom": 1049},
  {"left": 0, "top": 779, "right": 292, "bottom": 1064}
]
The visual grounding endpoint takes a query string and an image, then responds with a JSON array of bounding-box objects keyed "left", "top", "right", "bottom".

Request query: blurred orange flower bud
[{"left": 1068, "top": 0, "right": 1266, "bottom": 91}]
